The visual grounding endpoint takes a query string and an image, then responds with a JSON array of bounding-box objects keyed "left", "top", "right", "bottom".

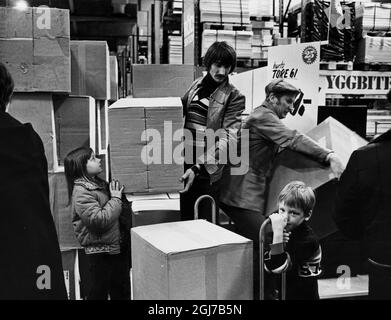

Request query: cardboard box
[
  {"left": 0, "top": 7, "right": 70, "bottom": 93},
  {"left": 53, "top": 95, "right": 96, "bottom": 165},
  {"left": 0, "top": 39, "right": 34, "bottom": 92},
  {"left": 70, "top": 41, "right": 111, "bottom": 100},
  {"left": 356, "top": 36, "right": 391, "bottom": 64},
  {"left": 109, "top": 97, "right": 183, "bottom": 194},
  {"left": 49, "top": 171, "right": 81, "bottom": 249},
  {"left": 96, "top": 100, "right": 109, "bottom": 153},
  {"left": 202, "top": 30, "right": 253, "bottom": 59},
  {"left": 0, "top": 7, "right": 33, "bottom": 38},
  {"left": 273, "top": 37, "right": 298, "bottom": 46},
  {"left": 128, "top": 195, "right": 181, "bottom": 227},
  {"left": 265, "top": 117, "right": 368, "bottom": 237},
  {"left": 109, "top": 56, "right": 119, "bottom": 101},
  {"left": 97, "top": 149, "right": 110, "bottom": 181},
  {"left": 131, "top": 220, "right": 253, "bottom": 300},
  {"left": 251, "top": 21, "right": 274, "bottom": 29},
  {"left": 8, "top": 93, "right": 57, "bottom": 171},
  {"left": 131, "top": 64, "right": 198, "bottom": 98}
]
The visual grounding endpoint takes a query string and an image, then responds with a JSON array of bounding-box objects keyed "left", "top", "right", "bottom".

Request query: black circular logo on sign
[{"left": 302, "top": 46, "right": 318, "bottom": 65}]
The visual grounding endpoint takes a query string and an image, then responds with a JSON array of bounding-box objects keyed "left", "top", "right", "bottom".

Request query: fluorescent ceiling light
[{"left": 14, "top": 0, "right": 29, "bottom": 11}]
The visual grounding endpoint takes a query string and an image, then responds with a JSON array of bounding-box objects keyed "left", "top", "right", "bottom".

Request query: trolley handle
[
  {"left": 194, "top": 195, "right": 217, "bottom": 225},
  {"left": 259, "top": 217, "right": 287, "bottom": 300}
]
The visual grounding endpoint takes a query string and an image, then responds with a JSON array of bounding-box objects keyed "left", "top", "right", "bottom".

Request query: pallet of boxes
[
  {"left": 249, "top": 0, "right": 274, "bottom": 66},
  {"left": 355, "top": 2, "right": 391, "bottom": 70},
  {"left": 0, "top": 6, "right": 119, "bottom": 300},
  {"left": 199, "top": 0, "right": 253, "bottom": 66},
  {"left": 295, "top": 0, "right": 356, "bottom": 70},
  {"left": 354, "top": 2, "right": 391, "bottom": 139},
  {"left": 108, "top": 64, "right": 253, "bottom": 299}
]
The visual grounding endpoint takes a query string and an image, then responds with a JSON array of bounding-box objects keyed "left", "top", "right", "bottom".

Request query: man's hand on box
[{"left": 328, "top": 152, "right": 345, "bottom": 180}]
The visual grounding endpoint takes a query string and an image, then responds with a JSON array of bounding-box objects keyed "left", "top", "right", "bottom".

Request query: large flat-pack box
[
  {"left": 8, "top": 93, "right": 57, "bottom": 171},
  {"left": 0, "top": 7, "right": 70, "bottom": 92},
  {"left": 53, "top": 95, "right": 96, "bottom": 165},
  {"left": 70, "top": 41, "right": 110, "bottom": 100},
  {"left": 96, "top": 100, "right": 109, "bottom": 153},
  {"left": 49, "top": 171, "right": 81, "bottom": 249},
  {"left": 110, "top": 56, "right": 119, "bottom": 101},
  {"left": 266, "top": 117, "right": 368, "bottom": 237},
  {"left": 109, "top": 97, "right": 183, "bottom": 194},
  {"left": 97, "top": 149, "right": 110, "bottom": 182},
  {"left": 127, "top": 194, "right": 181, "bottom": 227},
  {"left": 131, "top": 64, "right": 198, "bottom": 98},
  {"left": 356, "top": 36, "right": 391, "bottom": 64},
  {"left": 355, "top": 3, "right": 391, "bottom": 36},
  {"left": 131, "top": 220, "right": 253, "bottom": 300},
  {"left": 202, "top": 30, "right": 253, "bottom": 59}
]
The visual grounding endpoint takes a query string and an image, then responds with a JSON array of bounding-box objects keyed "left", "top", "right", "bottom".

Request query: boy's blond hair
[{"left": 278, "top": 181, "right": 316, "bottom": 217}]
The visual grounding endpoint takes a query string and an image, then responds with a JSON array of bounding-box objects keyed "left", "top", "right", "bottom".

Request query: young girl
[{"left": 64, "top": 147, "right": 131, "bottom": 300}]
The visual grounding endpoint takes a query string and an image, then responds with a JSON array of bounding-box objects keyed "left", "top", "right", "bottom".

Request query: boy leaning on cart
[{"left": 264, "top": 181, "right": 322, "bottom": 300}]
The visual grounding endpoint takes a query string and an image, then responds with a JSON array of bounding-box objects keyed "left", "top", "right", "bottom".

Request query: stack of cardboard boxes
[
  {"left": 251, "top": 19, "right": 274, "bottom": 60},
  {"left": 108, "top": 64, "right": 203, "bottom": 196},
  {"left": 199, "top": 0, "right": 253, "bottom": 59},
  {"left": 249, "top": 0, "right": 273, "bottom": 17},
  {"left": 0, "top": 7, "right": 70, "bottom": 93},
  {"left": 355, "top": 3, "right": 391, "bottom": 65},
  {"left": 109, "top": 97, "right": 184, "bottom": 194}
]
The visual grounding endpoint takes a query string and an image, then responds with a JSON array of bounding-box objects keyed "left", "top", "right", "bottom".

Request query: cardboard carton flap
[
  {"left": 132, "top": 220, "right": 251, "bottom": 254},
  {"left": 266, "top": 116, "right": 368, "bottom": 215},
  {"left": 131, "top": 199, "right": 179, "bottom": 212},
  {"left": 109, "top": 97, "right": 182, "bottom": 109}
]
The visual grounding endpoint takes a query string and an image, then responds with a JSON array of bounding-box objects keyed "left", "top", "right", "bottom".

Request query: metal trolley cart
[
  {"left": 194, "top": 194, "right": 217, "bottom": 224},
  {"left": 259, "top": 217, "right": 287, "bottom": 300}
]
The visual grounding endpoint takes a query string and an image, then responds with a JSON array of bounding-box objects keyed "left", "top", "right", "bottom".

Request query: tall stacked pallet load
[
  {"left": 355, "top": 3, "right": 391, "bottom": 66},
  {"left": 200, "top": 0, "right": 253, "bottom": 59},
  {"left": 167, "top": 1, "right": 183, "bottom": 64},
  {"left": 249, "top": 0, "right": 273, "bottom": 17},
  {"left": 299, "top": 0, "right": 356, "bottom": 62},
  {"left": 249, "top": 0, "right": 274, "bottom": 62}
]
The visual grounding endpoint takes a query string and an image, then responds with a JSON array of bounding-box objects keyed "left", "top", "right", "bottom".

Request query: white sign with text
[{"left": 267, "top": 42, "right": 321, "bottom": 133}]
